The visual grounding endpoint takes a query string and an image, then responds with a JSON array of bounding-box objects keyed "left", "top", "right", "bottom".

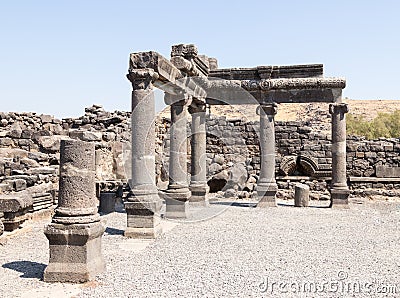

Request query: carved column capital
[
  {"left": 257, "top": 103, "right": 278, "bottom": 116},
  {"left": 188, "top": 99, "right": 207, "bottom": 114},
  {"left": 164, "top": 92, "right": 192, "bottom": 107},
  {"left": 329, "top": 103, "right": 349, "bottom": 115},
  {"left": 126, "top": 69, "right": 159, "bottom": 90}
]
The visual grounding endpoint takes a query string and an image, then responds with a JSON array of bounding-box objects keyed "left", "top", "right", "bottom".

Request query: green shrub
[{"left": 347, "top": 110, "right": 400, "bottom": 139}]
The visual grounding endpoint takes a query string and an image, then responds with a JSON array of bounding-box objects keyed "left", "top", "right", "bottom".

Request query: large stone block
[
  {"left": 330, "top": 189, "right": 350, "bottom": 208},
  {"left": 0, "top": 195, "right": 33, "bottom": 231},
  {"left": 257, "top": 184, "right": 278, "bottom": 207},
  {"left": 376, "top": 166, "right": 400, "bottom": 178},
  {"left": 43, "top": 222, "right": 105, "bottom": 283},
  {"left": 124, "top": 200, "right": 162, "bottom": 238}
]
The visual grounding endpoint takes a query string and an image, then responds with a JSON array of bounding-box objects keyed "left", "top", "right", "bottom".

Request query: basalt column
[
  {"left": 329, "top": 102, "right": 350, "bottom": 208},
  {"left": 188, "top": 100, "right": 209, "bottom": 206},
  {"left": 164, "top": 94, "right": 191, "bottom": 218},
  {"left": 257, "top": 103, "right": 278, "bottom": 207},
  {"left": 125, "top": 69, "right": 162, "bottom": 238},
  {"left": 44, "top": 139, "right": 105, "bottom": 283}
]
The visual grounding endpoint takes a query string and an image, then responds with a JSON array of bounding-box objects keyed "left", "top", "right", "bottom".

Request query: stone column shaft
[
  {"left": 189, "top": 101, "right": 209, "bottom": 205},
  {"left": 257, "top": 103, "right": 278, "bottom": 207},
  {"left": 329, "top": 101, "right": 350, "bottom": 207},
  {"left": 164, "top": 94, "right": 191, "bottom": 218},
  {"left": 44, "top": 139, "right": 105, "bottom": 283},
  {"left": 125, "top": 69, "right": 162, "bottom": 238}
]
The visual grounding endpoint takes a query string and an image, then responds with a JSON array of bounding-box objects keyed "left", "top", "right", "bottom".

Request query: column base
[
  {"left": 189, "top": 184, "right": 209, "bottom": 207},
  {"left": 257, "top": 183, "right": 278, "bottom": 207},
  {"left": 44, "top": 221, "right": 105, "bottom": 283},
  {"left": 124, "top": 200, "right": 162, "bottom": 239},
  {"left": 162, "top": 188, "right": 191, "bottom": 219},
  {"left": 329, "top": 188, "right": 350, "bottom": 209}
]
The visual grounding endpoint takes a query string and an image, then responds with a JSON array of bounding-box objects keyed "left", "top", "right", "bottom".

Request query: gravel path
[{"left": 0, "top": 198, "right": 399, "bottom": 297}]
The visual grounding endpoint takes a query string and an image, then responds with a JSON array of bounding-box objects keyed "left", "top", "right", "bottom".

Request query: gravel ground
[{"left": 0, "top": 198, "right": 399, "bottom": 297}]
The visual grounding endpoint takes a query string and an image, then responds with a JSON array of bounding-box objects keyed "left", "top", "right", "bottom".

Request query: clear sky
[{"left": 0, "top": 0, "right": 399, "bottom": 118}]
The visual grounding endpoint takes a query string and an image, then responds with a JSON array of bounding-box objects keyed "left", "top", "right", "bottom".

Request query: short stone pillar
[
  {"left": 257, "top": 103, "right": 279, "bottom": 207},
  {"left": 188, "top": 100, "right": 209, "bottom": 206},
  {"left": 44, "top": 139, "right": 105, "bottom": 283},
  {"left": 294, "top": 184, "right": 310, "bottom": 207},
  {"left": 164, "top": 94, "right": 191, "bottom": 218},
  {"left": 329, "top": 102, "right": 350, "bottom": 208},
  {"left": 125, "top": 68, "right": 162, "bottom": 238}
]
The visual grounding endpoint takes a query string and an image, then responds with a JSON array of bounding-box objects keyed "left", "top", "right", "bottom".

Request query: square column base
[
  {"left": 257, "top": 184, "right": 278, "bottom": 207},
  {"left": 189, "top": 184, "right": 209, "bottom": 207},
  {"left": 330, "top": 188, "right": 350, "bottom": 209},
  {"left": 162, "top": 189, "right": 191, "bottom": 219},
  {"left": 124, "top": 200, "right": 162, "bottom": 239},
  {"left": 44, "top": 221, "right": 106, "bottom": 283}
]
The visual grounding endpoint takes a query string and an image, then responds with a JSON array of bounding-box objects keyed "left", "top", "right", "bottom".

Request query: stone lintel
[
  {"left": 349, "top": 176, "right": 400, "bottom": 182},
  {"left": 206, "top": 88, "right": 343, "bottom": 105},
  {"left": 209, "top": 64, "right": 324, "bottom": 80},
  {"left": 171, "top": 44, "right": 209, "bottom": 76},
  {"left": 129, "top": 51, "right": 207, "bottom": 98}
]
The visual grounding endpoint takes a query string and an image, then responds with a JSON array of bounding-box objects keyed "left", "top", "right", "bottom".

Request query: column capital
[
  {"left": 164, "top": 92, "right": 192, "bottom": 106},
  {"left": 329, "top": 103, "right": 349, "bottom": 115},
  {"left": 188, "top": 100, "right": 206, "bottom": 114},
  {"left": 126, "top": 68, "right": 159, "bottom": 90},
  {"left": 257, "top": 103, "right": 278, "bottom": 116}
]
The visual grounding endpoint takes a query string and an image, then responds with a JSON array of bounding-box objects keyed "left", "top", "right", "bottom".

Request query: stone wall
[
  {"left": 0, "top": 106, "right": 131, "bottom": 213},
  {"left": 1, "top": 105, "right": 399, "bottom": 209}
]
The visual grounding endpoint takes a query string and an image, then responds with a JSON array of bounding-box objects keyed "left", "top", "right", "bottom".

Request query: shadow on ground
[
  {"left": 105, "top": 227, "right": 124, "bottom": 235},
  {"left": 210, "top": 201, "right": 258, "bottom": 208},
  {"left": 2, "top": 261, "right": 46, "bottom": 279}
]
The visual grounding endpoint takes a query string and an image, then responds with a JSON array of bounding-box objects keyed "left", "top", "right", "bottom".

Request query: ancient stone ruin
[
  {"left": 44, "top": 139, "right": 105, "bottom": 283},
  {"left": 1, "top": 44, "right": 400, "bottom": 284},
  {"left": 124, "top": 43, "right": 348, "bottom": 235}
]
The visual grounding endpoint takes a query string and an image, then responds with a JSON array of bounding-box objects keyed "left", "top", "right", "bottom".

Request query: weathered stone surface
[
  {"left": 227, "top": 163, "right": 248, "bottom": 190},
  {"left": 294, "top": 183, "right": 310, "bottom": 207},
  {"left": 99, "top": 192, "right": 116, "bottom": 214},
  {"left": 38, "top": 135, "right": 70, "bottom": 152},
  {"left": 376, "top": 166, "right": 400, "bottom": 178},
  {"left": 44, "top": 139, "right": 104, "bottom": 283},
  {"left": 53, "top": 139, "right": 98, "bottom": 224},
  {"left": 0, "top": 195, "right": 33, "bottom": 212},
  {"left": 164, "top": 99, "right": 191, "bottom": 218},
  {"left": 0, "top": 194, "right": 33, "bottom": 231},
  {"left": 124, "top": 201, "right": 162, "bottom": 238},
  {"left": 44, "top": 222, "right": 106, "bottom": 283}
]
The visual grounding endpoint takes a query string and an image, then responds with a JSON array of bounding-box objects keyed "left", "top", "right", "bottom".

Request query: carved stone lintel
[
  {"left": 240, "top": 77, "right": 346, "bottom": 91},
  {"left": 329, "top": 103, "right": 349, "bottom": 115},
  {"left": 257, "top": 103, "right": 278, "bottom": 116},
  {"left": 208, "top": 58, "right": 218, "bottom": 70},
  {"left": 170, "top": 56, "right": 193, "bottom": 73},
  {"left": 127, "top": 69, "right": 159, "bottom": 90},
  {"left": 171, "top": 44, "right": 198, "bottom": 59}
]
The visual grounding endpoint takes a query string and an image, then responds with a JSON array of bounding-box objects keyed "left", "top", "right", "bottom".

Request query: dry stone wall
[{"left": 0, "top": 105, "right": 399, "bottom": 211}]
